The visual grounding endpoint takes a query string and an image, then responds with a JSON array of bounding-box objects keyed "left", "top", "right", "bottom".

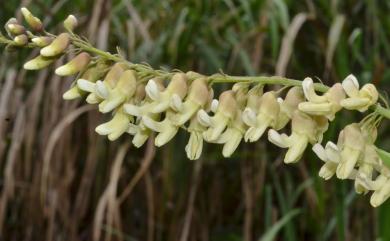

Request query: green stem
[{"left": 210, "top": 75, "right": 329, "bottom": 92}]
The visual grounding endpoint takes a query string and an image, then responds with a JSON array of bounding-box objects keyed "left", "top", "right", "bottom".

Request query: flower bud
[
  {"left": 5, "top": 18, "right": 18, "bottom": 36},
  {"left": 21, "top": 7, "right": 43, "bottom": 32},
  {"left": 32, "top": 36, "right": 53, "bottom": 47},
  {"left": 24, "top": 55, "right": 55, "bottom": 70},
  {"left": 40, "top": 33, "right": 70, "bottom": 57},
  {"left": 55, "top": 52, "right": 91, "bottom": 76},
  {"left": 13, "top": 34, "right": 28, "bottom": 46},
  {"left": 7, "top": 23, "right": 25, "bottom": 35},
  {"left": 64, "top": 15, "right": 78, "bottom": 32}
]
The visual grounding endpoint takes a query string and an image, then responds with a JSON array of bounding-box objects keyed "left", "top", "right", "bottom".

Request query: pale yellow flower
[
  {"left": 268, "top": 111, "right": 319, "bottom": 164},
  {"left": 244, "top": 91, "right": 280, "bottom": 142},
  {"left": 98, "top": 70, "right": 137, "bottom": 113},
  {"left": 198, "top": 90, "right": 238, "bottom": 142},
  {"left": 95, "top": 108, "right": 130, "bottom": 141},
  {"left": 336, "top": 123, "right": 365, "bottom": 179},
  {"left": 340, "top": 74, "right": 378, "bottom": 112},
  {"left": 170, "top": 78, "right": 212, "bottom": 125},
  {"left": 63, "top": 62, "right": 108, "bottom": 100},
  {"left": 214, "top": 111, "right": 246, "bottom": 157},
  {"left": 241, "top": 84, "right": 263, "bottom": 127},
  {"left": 142, "top": 110, "right": 179, "bottom": 147},
  {"left": 312, "top": 141, "right": 341, "bottom": 180},
  {"left": 298, "top": 78, "right": 345, "bottom": 120},
  {"left": 185, "top": 117, "right": 206, "bottom": 160},
  {"left": 144, "top": 73, "right": 188, "bottom": 113},
  {"left": 275, "top": 87, "right": 305, "bottom": 129},
  {"left": 77, "top": 63, "right": 125, "bottom": 104}
]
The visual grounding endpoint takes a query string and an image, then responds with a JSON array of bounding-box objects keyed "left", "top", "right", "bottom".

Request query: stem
[{"left": 210, "top": 75, "right": 329, "bottom": 92}]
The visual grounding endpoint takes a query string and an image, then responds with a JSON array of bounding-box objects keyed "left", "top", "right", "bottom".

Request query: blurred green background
[{"left": 1, "top": 0, "right": 390, "bottom": 240}]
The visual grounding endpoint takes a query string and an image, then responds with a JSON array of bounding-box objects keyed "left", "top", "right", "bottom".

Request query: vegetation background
[{"left": 1, "top": 0, "right": 390, "bottom": 240}]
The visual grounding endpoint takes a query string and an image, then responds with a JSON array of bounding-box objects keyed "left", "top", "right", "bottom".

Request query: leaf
[
  {"left": 376, "top": 148, "right": 390, "bottom": 168},
  {"left": 258, "top": 209, "right": 301, "bottom": 241}
]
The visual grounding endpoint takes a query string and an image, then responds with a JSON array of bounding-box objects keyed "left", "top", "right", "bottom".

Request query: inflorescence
[{"left": 2, "top": 8, "right": 390, "bottom": 207}]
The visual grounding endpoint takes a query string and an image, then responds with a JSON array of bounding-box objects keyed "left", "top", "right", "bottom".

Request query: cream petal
[
  {"left": 342, "top": 74, "right": 360, "bottom": 97},
  {"left": 197, "top": 109, "right": 212, "bottom": 127},
  {"left": 170, "top": 94, "right": 183, "bottom": 112},
  {"left": 268, "top": 129, "right": 289, "bottom": 148},
  {"left": 298, "top": 102, "right": 332, "bottom": 115},
  {"left": 336, "top": 147, "right": 360, "bottom": 179},
  {"left": 95, "top": 80, "right": 109, "bottom": 99},
  {"left": 302, "top": 77, "right": 327, "bottom": 103},
  {"left": 185, "top": 132, "right": 203, "bottom": 160},
  {"left": 145, "top": 79, "right": 161, "bottom": 101},
  {"left": 155, "top": 126, "right": 179, "bottom": 146},
  {"left": 325, "top": 142, "right": 340, "bottom": 163},
  {"left": 319, "top": 162, "right": 337, "bottom": 180},
  {"left": 86, "top": 93, "right": 101, "bottom": 104},
  {"left": 284, "top": 134, "right": 308, "bottom": 164},
  {"left": 99, "top": 95, "right": 125, "bottom": 113},
  {"left": 77, "top": 79, "right": 96, "bottom": 93},
  {"left": 312, "top": 143, "right": 327, "bottom": 162},
  {"left": 370, "top": 180, "right": 390, "bottom": 207},
  {"left": 242, "top": 108, "right": 257, "bottom": 127},
  {"left": 210, "top": 99, "right": 219, "bottom": 113},
  {"left": 222, "top": 129, "right": 243, "bottom": 157},
  {"left": 340, "top": 97, "right": 370, "bottom": 111}
]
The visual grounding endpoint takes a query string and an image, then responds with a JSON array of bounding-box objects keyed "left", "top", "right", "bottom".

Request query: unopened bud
[
  {"left": 31, "top": 36, "right": 53, "bottom": 47},
  {"left": 24, "top": 55, "right": 55, "bottom": 70},
  {"left": 21, "top": 7, "right": 43, "bottom": 32},
  {"left": 64, "top": 15, "right": 78, "bottom": 32},
  {"left": 7, "top": 23, "right": 25, "bottom": 35},
  {"left": 13, "top": 34, "right": 28, "bottom": 46},
  {"left": 40, "top": 33, "right": 70, "bottom": 57},
  {"left": 5, "top": 18, "right": 18, "bottom": 35},
  {"left": 55, "top": 52, "right": 91, "bottom": 76}
]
